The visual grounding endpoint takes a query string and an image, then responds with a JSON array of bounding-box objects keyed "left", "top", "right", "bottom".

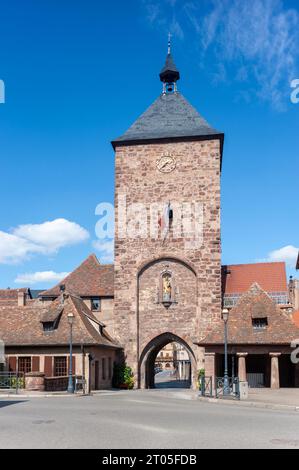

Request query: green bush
[
  {"left": 10, "top": 377, "right": 25, "bottom": 389},
  {"left": 112, "top": 363, "right": 134, "bottom": 389},
  {"left": 198, "top": 369, "right": 205, "bottom": 380}
]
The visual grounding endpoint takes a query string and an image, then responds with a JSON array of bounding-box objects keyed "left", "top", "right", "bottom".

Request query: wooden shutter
[
  {"left": 68, "top": 355, "right": 76, "bottom": 375},
  {"left": 44, "top": 356, "right": 53, "bottom": 377},
  {"left": 9, "top": 356, "right": 17, "bottom": 372},
  {"left": 32, "top": 356, "right": 40, "bottom": 372}
]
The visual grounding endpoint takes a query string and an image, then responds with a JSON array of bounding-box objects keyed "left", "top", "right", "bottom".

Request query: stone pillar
[
  {"left": 237, "top": 353, "right": 248, "bottom": 382},
  {"left": 270, "top": 353, "right": 281, "bottom": 389}
]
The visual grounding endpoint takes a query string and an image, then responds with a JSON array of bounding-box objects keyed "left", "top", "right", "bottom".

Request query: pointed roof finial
[
  {"left": 159, "top": 35, "right": 180, "bottom": 92},
  {"left": 168, "top": 32, "right": 171, "bottom": 55}
]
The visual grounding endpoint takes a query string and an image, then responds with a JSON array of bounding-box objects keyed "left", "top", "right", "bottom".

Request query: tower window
[{"left": 252, "top": 318, "right": 268, "bottom": 330}]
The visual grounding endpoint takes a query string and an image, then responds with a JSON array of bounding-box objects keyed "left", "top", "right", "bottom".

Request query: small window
[
  {"left": 18, "top": 357, "right": 31, "bottom": 374},
  {"left": 43, "top": 322, "right": 55, "bottom": 332},
  {"left": 54, "top": 357, "right": 67, "bottom": 377},
  {"left": 91, "top": 298, "right": 101, "bottom": 311},
  {"left": 252, "top": 318, "right": 268, "bottom": 330}
]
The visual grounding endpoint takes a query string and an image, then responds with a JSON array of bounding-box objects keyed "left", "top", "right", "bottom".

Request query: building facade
[
  {"left": 1, "top": 46, "right": 299, "bottom": 392},
  {"left": 112, "top": 47, "right": 223, "bottom": 389}
]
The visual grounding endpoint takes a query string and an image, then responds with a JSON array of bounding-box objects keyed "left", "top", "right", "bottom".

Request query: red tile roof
[
  {"left": 292, "top": 310, "right": 299, "bottom": 328},
  {"left": 222, "top": 262, "right": 287, "bottom": 295},
  {"left": 0, "top": 293, "right": 120, "bottom": 348},
  {"left": 200, "top": 283, "right": 299, "bottom": 345},
  {"left": 40, "top": 254, "right": 114, "bottom": 298},
  {"left": 0, "top": 288, "right": 31, "bottom": 300}
]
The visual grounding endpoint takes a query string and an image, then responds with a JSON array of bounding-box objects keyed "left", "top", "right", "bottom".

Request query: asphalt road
[{"left": 0, "top": 390, "right": 299, "bottom": 449}]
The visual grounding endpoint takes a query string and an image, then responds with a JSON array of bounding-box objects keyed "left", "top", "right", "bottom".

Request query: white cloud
[
  {"left": 262, "top": 245, "right": 299, "bottom": 267},
  {"left": 15, "top": 271, "right": 70, "bottom": 285},
  {"left": 143, "top": 0, "right": 299, "bottom": 109},
  {"left": 0, "top": 218, "right": 89, "bottom": 264},
  {"left": 187, "top": 0, "right": 299, "bottom": 109},
  {"left": 92, "top": 238, "right": 114, "bottom": 263}
]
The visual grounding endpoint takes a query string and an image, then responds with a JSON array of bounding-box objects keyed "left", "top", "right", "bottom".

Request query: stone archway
[{"left": 139, "top": 332, "right": 197, "bottom": 389}]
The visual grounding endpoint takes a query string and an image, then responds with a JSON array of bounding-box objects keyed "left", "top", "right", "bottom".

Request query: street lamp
[
  {"left": 67, "top": 311, "right": 74, "bottom": 394},
  {"left": 222, "top": 308, "right": 230, "bottom": 396}
]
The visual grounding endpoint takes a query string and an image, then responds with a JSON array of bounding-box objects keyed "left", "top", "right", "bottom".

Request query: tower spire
[
  {"left": 168, "top": 32, "right": 171, "bottom": 55},
  {"left": 160, "top": 34, "right": 180, "bottom": 95}
]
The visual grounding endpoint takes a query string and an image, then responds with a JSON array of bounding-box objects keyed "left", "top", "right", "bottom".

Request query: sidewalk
[{"left": 198, "top": 388, "right": 299, "bottom": 412}]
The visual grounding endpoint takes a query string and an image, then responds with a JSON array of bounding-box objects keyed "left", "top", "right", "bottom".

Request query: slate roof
[
  {"left": 200, "top": 283, "right": 299, "bottom": 345},
  {"left": 112, "top": 92, "right": 223, "bottom": 147},
  {"left": 40, "top": 254, "right": 114, "bottom": 298},
  {"left": 160, "top": 53, "right": 180, "bottom": 76},
  {"left": 222, "top": 262, "right": 288, "bottom": 295},
  {"left": 0, "top": 292, "right": 120, "bottom": 348}
]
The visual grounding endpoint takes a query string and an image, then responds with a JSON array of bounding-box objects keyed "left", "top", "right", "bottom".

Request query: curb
[
  {"left": 197, "top": 396, "right": 299, "bottom": 412},
  {"left": 0, "top": 393, "right": 89, "bottom": 398}
]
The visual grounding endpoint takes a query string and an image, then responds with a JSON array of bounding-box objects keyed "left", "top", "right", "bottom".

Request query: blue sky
[{"left": 0, "top": 0, "right": 298, "bottom": 288}]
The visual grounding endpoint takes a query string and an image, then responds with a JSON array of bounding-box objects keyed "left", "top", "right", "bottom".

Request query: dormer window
[
  {"left": 43, "top": 321, "right": 55, "bottom": 332},
  {"left": 252, "top": 318, "right": 268, "bottom": 330},
  {"left": 91, "top": 298, "right": 101, "bottom": 311}
]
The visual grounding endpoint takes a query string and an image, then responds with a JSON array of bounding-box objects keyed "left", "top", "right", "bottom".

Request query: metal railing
[
  {"left": 0, "top": 372, "right": 25, "bottom": 393},
  {"left": 199, "top": 376, "right": 213, "bottom": 397},
  {"left": 215, "top": 376, "right": 240, "bottom": 399}
]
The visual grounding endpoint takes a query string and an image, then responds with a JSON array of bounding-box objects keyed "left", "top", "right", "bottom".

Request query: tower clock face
[{"left": 156, "top": 156, "right": 176, "bottom": 173}]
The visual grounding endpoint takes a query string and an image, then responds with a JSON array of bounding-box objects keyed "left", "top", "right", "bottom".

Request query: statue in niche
[{"left": 162, "top": 273, "right": 172, "bottom": 302}]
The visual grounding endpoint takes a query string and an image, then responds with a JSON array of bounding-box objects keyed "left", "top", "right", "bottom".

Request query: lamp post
[
  {"left": 67, "top": 311, "right": 74, "bottom": 394},
  {"left": 222, "top": 308, "right": 230, "bottom": 396}
]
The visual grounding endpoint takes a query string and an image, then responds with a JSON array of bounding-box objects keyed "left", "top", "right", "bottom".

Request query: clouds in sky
[
  {"left": 15, "top": 271, "right": 70, "bottom": 285},
  {"left": 0, "top": 218, "right": 89, "bottom": 264},
  {"left": 263, "top": 245, "right": 299, "bottom": 267},
  {"left": 92, "top": 238, "right": 114, "bottom": 264},
  {"left": 143, "top": 0, "right": 299, "bottom": 108}
]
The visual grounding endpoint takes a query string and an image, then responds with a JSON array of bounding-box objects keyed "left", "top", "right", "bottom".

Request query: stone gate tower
[{"left": 112, "top": 44, "right": 224, "bottom": 388}]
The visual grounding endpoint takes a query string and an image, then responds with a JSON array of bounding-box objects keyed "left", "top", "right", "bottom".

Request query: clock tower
[{"left": 112, "top": 42, "right": 224, "bottom": 388}]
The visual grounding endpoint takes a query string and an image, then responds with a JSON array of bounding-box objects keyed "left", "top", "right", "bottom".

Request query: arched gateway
[
  {"left": 139, "top": 332, "right": 196, "bottom": 389},
  {"left": 112, "top": 43, "right": 223, "bottom": 389}
]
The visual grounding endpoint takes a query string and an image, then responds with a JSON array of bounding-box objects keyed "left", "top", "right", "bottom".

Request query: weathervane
[{"left": 168, "top": 32, "right": 172, "bottom": 55}]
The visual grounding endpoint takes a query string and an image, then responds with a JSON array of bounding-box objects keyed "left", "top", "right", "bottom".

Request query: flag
[{"left": 158, "top": 202, "right": 172, "bottom": 239}]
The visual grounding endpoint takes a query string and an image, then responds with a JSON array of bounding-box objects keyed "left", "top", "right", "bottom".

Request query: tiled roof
[
  {"left": 0, "top": 288, "right": 31, "bottom": 300},
  {"left": 0, "top": 293, "right": 120, "bottom": 348},
  {"left": 40, "top": 254, "right": 114, "bottom": 298},
  {"left": 200, "top": 283, "right": 299, "bottom": 345},
  {"left": 112, "top": 93, "right": 223, "bottom": 147},
  {"left": 292, "top": 310, "right": 299, "bottom": 328},
  {"left": 222, "top": 262, "right": 287, "bottom": 295}
]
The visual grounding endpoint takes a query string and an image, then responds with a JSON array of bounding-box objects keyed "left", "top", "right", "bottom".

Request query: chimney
[{"left": 18, "top": 291, "right": 26, "bottom": 307}]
